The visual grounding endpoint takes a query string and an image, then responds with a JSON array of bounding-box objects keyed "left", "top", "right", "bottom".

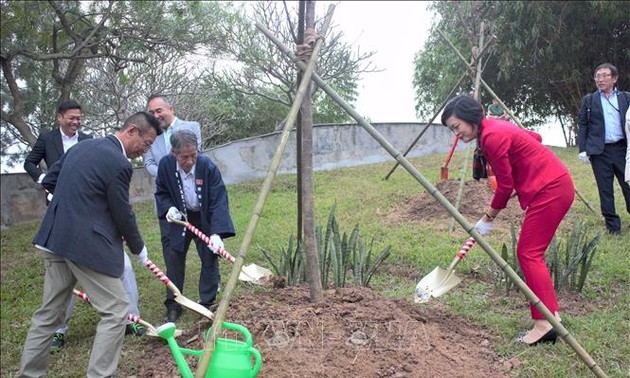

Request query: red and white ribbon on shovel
[
  {"left": 414, "top": 237, "right": 477, "bottom": 303},
  {"left": 72, "top": 288, "right": 183, "bottom": 337},
  {"left": 167, "top": 213, "right": 236, "bottom": 262},
  {"left": 144, "top": 258, "right": 214, "bottom": 320}
]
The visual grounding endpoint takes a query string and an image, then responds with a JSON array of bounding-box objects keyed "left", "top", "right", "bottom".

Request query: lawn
[{"left": 1, "top": 145, "right": 628, "bottom": 377}]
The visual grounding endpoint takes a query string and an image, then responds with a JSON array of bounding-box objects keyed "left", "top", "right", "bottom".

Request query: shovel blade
[
  {"left": 174, "top": 295, "right": 214, "bottom": 320},
  {"left": 440, "top": 167, "right": 449, "bottom": 181},
  {"left": 414, "top": 267, "right": 462, "bottom": 303}
]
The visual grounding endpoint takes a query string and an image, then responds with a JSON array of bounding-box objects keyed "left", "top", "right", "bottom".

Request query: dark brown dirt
[
  {"left": 137, "top": 286, "right": 514, "bottom": 378},
  {"left": 384, "top": 179, "right": 525, "bottom": 229},
  {"left": 135, "top": 180, "right": 522, "bottom": 378}
]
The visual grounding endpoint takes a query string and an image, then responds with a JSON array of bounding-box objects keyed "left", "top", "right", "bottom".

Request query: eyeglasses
[
  {"left": 593, "top": 73, "right": 612, "bottom": 80},
  {"left": 137, "top": 130, "right": 154, "bottom": 149}
]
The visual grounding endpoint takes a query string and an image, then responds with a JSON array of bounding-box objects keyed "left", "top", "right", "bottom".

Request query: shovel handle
[
  {"left": 72, "top": 289, "right": 157, "bottom": 331},
  {"left": 442, "top": 135, "right": 459, "bottom": 169},
  {"left": 167, "top": 217, "right": 236, "bottom": 262},
  {"left": 144, "top": 259, "right": 183, "bottom": 297},
  {"left": 456, "top": 237, "right": 476, "bottom": 259}
]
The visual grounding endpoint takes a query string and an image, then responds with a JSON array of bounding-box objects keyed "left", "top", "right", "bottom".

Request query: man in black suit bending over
[{"left": 18, "top": 112, "right": 161, "bottom": 377}]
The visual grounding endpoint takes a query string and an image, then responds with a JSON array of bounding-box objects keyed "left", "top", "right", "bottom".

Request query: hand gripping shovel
[
  {"left": 72, "top": 288, "right": 183, "bottom": 338},
  {"left": 414, "top": 237, "right": 476, "bottom": 303},
  {"left": 167, "top": 213, "right": 236, "bottom": 262},
  {"left": 144, "top": 258, "right": 214, "bottom": 320}
]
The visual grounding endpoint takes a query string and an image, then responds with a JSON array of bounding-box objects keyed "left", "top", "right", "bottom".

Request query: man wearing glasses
[{"left": 577, "top": 62, "right": 630, "bottom": 235}]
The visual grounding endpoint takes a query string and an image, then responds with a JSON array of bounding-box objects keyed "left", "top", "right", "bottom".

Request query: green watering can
[{"left": 157, "top": 321, "right": 262, "bottom": 378}]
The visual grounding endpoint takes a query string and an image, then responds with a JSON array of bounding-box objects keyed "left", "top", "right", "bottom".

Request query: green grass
[{"left": 1, "top": 145, "right": 629, "bottom": 377}]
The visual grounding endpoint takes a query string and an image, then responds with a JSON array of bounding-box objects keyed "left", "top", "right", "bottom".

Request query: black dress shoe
[
  {"left": 165, "top": 307, "right": 182, "bottom": 323},
  {"left": 516, "top": 327, "right": 557, "bottom": 346}
]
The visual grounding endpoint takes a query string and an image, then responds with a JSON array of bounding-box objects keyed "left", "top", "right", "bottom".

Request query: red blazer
[{"left": 480, "top": 118, "right": 569, "bottom": 210}]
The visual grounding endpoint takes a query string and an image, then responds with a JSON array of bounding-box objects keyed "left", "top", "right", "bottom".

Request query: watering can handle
[
  {"left": 248, "top": 346, "right": 262, "bottom": 377},
  {"left": 209, "top": 322, "right": 253, "bottom": 347}
]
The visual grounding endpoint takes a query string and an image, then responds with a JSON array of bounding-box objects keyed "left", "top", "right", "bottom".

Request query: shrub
[
  {"left": 547, "top": 221, "right": 601, "bottom": 292},
  {"left": 261, "top": 205, "right": 391, "bottom": 288}
]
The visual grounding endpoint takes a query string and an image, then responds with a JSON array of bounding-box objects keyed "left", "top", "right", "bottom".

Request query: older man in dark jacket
[{"left": 155, "top": 129, "right": 235, "bottom": 323}]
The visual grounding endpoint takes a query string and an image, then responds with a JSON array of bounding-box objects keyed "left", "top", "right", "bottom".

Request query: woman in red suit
[{"left": 441, "top": 94, "right": 574, "bottom": 345}]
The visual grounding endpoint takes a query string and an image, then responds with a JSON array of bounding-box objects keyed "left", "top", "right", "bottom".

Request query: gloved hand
[
  {"left": 207, "top": 234, "right": 224, "bottom": 254},
  {"left": 475, "top": 218, "right": 495, "bottom": 236},
  {"left": 46, "top": 190, "right": 53, "bottom": 202},
  {"left": 166, "top": 206, "right": 182, "bottom": 222},
  {"left": 134, "top": 246, "right": 149, "bottom": 265},
  {"left": 38, "top": 173, "right": 46, "bottom": 184},
  {"left": 578, "top": 151, "right": 590, "bottom": 164}
]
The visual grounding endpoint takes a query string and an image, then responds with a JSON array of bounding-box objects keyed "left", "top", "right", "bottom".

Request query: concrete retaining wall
[{"left": 1, "top": 123, "right": 454, "bottom": 228}]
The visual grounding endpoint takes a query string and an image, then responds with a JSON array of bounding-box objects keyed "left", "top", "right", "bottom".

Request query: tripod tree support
[{"left": 259, "top": 22, "right": 608, "bottom": 378}]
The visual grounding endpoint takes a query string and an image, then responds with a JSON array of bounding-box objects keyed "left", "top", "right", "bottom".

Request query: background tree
[
  {"left": 1, "top": 0, "right": 232, "bottom": 166},
  {"left": 2, "top": 1, "right": 376, "bottom": 170},
  {"left": 208, "top": 0, "right": 377, "bottom": 135},
  {"left": 413, "top": 1, "right": 630, "bottom": 146}
]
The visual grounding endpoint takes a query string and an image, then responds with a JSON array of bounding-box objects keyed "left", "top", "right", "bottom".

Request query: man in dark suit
[
  {"left": 24, "top": 100, "right": 92, "bottom": 193},
  {"left": 155, "top": 130, "right": 235, "bottom": 322},
  {"left": 18, "top": 112, "right": 161, "bottom": 377},
  {"left": 578, "top": 62, "right": 630, "bottom": 235}
]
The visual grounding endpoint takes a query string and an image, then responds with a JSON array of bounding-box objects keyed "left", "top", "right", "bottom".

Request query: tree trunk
[
  {"left": 301, "top": 0, "right": 323, "bottom": 303},
  {"left": 296, "top": 0, "right": 305, "bottom": 241}
]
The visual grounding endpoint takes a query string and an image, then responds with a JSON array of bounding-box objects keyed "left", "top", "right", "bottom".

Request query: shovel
[
  {"left": 440, "top": 135, "right": 459, "bottom": 181},
  {"left": 167, "top": 213, "right": 236, "bottom": 262},
  {"left": 144, "top": 259, "right": 214, "bottom": 320},
  {"left": 72, "top": 288, "right": 183, "bottom": 338},
  {"left": 414, "top": 237, "right": 476, "bottom": 303}
]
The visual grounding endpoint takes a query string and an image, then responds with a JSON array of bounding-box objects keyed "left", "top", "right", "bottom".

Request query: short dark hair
[
  {"left": 594, "top": 63, "right": 618, "bottom": 77},
  {"left": 147, "top": 94, "right": 173, "bottom": 107},
  {"left": 122, "top": 111, "right": 163, "bottom": 136},
  {"left": 57, "top": 100, "right": 81, "bottom": 115},
  {"left": 441, "top": 94, "right": 484, "bottom": 127},
  {"left": 171, "top": 130, "right": 198, "bottom": 152}
]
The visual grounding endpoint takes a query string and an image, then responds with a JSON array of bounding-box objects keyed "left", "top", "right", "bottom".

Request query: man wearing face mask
[
  {"left": 154, "top": 130, "right": 235, "bottom": 323},
  {"left": 24, "top": 100, "right": 92, "bottom": 204},
  {"left": 577, "top": 63, "right": 630, "bottom": 235}
]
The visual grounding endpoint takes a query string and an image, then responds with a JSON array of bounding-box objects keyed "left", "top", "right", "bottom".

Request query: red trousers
[{"left": 517, "top": 173, "right": 574, "bottom": 319}]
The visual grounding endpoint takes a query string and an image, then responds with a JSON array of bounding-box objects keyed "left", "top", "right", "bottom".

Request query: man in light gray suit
[
  {"left": 143, "top": 94, "right": 203, "bottom": 321},
  {"left": 144, "top": 94, "right": 202, "bottom": 177}
]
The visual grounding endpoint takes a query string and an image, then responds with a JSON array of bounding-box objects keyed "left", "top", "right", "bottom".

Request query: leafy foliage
[
  {"left": 2, "top": 1, "right": 374, "bottom": 164},
  {"left": 547, "top": 221, "right": 602, "bottom": 292},
  {"left": 259, "top": 204, "right": 391, "bottom": 289},
  {"left": 413, "top": 1, "right": 630, "bottom": 145}
]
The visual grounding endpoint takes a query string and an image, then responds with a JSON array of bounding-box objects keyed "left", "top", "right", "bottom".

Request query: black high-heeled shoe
[{"left": 516, "top": 327, "right": 558, "bottom": 346}]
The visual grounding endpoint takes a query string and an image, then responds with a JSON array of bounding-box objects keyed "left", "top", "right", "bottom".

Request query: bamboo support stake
[
  {"left": 448, "top": 144, "right": 473, "bottom": 232},
  {"left": 193, "top": 6, "right": 336, "bottom": 377},
  {"left": 384, "top": 72, "right": 466, "bottom": 181},
  {"left": 260, "top": 23, "right": 608, "bottom": 378},
  {"left": 436, "top": 28, "right": 596, "bottom": 215},
  {"left": 384, "top": 34, "right": 495, "bottom": 181}
]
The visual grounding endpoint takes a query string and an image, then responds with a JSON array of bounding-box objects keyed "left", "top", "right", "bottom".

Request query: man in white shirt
[{"left": 24, "top": 100, "right": 92, "bottom": 194}]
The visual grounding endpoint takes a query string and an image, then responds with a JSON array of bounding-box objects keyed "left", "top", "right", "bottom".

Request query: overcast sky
[
  {"left": 326, "top": 1, "right": 429, "bottom": 123},
  {"left": 327, "top": 1, "right": 566, "bottom": 146}
]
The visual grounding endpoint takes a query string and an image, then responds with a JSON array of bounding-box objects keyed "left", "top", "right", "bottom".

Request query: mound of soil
[
  {"left": 138, "top": 286, "right": 514, "bottom": 378},
  {"left": 136, "top": 180, "right": 526, "bottom": 377},
  {"left": 385, "top": 179, "right": 525, "bottom": 228}
]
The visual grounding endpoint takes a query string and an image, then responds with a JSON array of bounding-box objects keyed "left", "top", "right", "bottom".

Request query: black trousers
[
  {"left": 590, "top": 140, "right": 630, "bottom": 232},
  {"left": 160, "top": 211, "right": 220, "bottom": 310}
]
